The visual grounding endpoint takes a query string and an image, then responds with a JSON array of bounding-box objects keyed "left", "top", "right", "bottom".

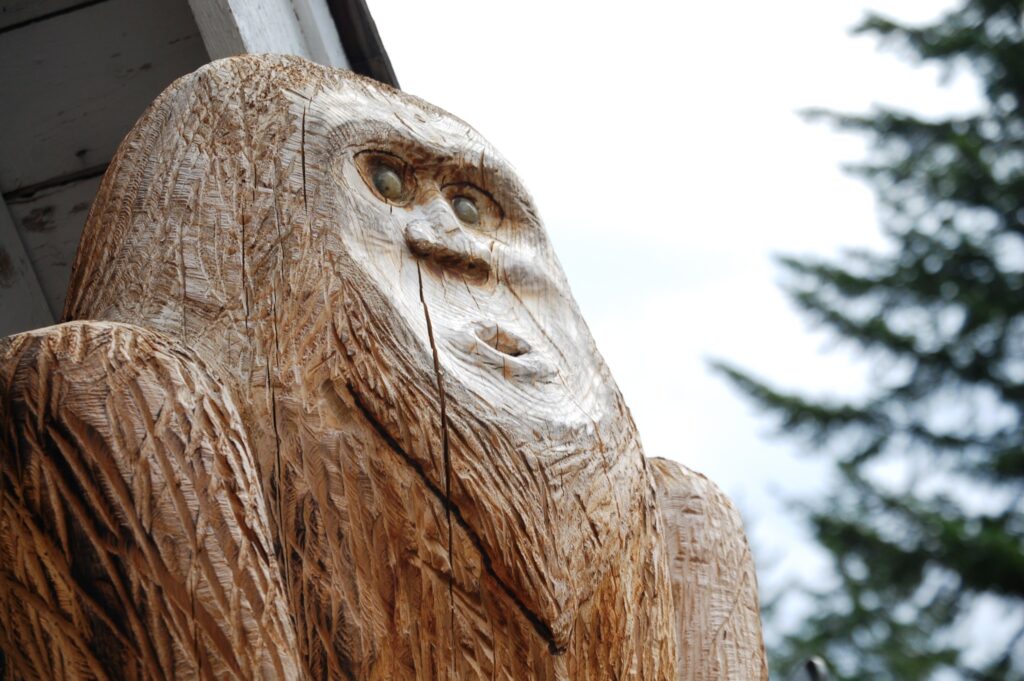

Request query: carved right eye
[
  {"left": 372, "top": 165, "right": 403, "bottom": 200},
  {"left": 356, "top": 151, "right": 414, "bottom": 204},
  {"left": 451, "top": 196, "right": 480, "bottom": 224}
]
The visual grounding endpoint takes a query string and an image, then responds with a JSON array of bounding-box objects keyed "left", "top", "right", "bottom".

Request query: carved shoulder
[
  {"left": 0, "top": 321, "right": 301, "bottom": 681},
  {"left": 649, "top": 457, "right": 769, "bottom": 681}
]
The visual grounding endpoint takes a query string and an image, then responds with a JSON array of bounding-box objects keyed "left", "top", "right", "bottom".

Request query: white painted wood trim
[
  {"left": 0, "top": 195, "right": 54, "bottom": 336},
  {"left": 291, "top": 0, "right": 348, "bottom": 68},
  {"left": 187, "top": 0, "right": 350, "bottom": 68}
]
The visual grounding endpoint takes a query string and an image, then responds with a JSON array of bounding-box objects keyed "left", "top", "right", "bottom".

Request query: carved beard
[
  {"left": 65, "top": 55, "right": 675, "bottom": 676},
  {"left": 288, "top": 84, "right": 667, "bottom": 656}
]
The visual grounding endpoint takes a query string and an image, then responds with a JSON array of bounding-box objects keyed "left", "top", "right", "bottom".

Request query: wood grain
[
  {"left": 2, "top": 54, "right": 767, "bottom": 679},
  {"left": 0, "top": 322, "right": 302, "bottom": 680},
  {"left": 651, "top": 458, "right": 769, "bottom": 681}
]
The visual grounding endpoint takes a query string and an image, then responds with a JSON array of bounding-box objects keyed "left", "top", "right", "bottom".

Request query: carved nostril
[
  {"left": 475, "top": 323, "right": 530, "bottom": 358},
  {"left": 404, "top": 219, "right": 491, "bottom": 279}
]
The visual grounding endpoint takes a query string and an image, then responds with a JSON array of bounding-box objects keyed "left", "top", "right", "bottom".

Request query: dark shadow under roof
[{"left": 326, "top": 0, "right": 399, "bottom": 89}]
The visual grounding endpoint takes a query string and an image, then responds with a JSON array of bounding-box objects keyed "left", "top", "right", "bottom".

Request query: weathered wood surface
[
  {"left": 0, "top": 323, "right": 302, "bottom": 679},
  {"left": 651, "top": 459, "right": 769, "bottom": 681},
  {"left": 1, "top": 55, "right": 767, "bottom": 679},
  {"left": 0, "top": 0, "right": 209, "bottom": 340},
  {"left": 0, "top": 0, "right": 207, "bottom": 193}
]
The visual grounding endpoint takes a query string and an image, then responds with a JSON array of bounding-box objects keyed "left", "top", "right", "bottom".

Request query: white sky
[{"left": 370, "top": 0, "right": 980, "bottom": 633}]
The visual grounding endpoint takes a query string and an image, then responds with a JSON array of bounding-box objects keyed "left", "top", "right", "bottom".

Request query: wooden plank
[
  {"left": 292, "top": 0, "right": 348, "bottom": 68},
  {"left": 323, "top": 0, "right": 398, "bottom": 87},
  {"left": 7, "top": 175, "right": 102, "bottom": 316},
  {"left": 188, "top": 0, "right": 348, "bottom": 67},
  {"left": 0, "top": 0, "right": 96, "bottom": 32},
  {"left": 0, "top": 195, "right": 54, "bottom": 337},
  {"left": 0, "top": 0, "right": 209, "bottom": 193},
  {"left": 184, "top": 0, "right": 246, "bottom": 59}
]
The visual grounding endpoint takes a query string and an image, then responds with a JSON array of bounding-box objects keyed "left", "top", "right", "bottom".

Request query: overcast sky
[{"left": 369, "top": 0, "right": 980, "bottom": 628}]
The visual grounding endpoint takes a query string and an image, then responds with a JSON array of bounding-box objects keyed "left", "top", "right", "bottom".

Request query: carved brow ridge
[{"left": 338, "top": 120, "right": 535, "bottom": 210}]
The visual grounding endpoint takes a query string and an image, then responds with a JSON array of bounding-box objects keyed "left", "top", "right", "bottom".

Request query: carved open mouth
[{"left": 474, "top": 323, "right": 530, "bottom": 358}]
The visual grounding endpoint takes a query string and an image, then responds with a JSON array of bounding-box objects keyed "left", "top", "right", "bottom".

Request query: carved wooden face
[{"left": 307, "top": 84, "right": 614, "bottom": 428}]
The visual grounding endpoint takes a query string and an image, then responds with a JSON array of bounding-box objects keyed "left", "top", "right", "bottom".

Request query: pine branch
[{"left": 708, "top": 361, "right": 888, "bottom": 446}]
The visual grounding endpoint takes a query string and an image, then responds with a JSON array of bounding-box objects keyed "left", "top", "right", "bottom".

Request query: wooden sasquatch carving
[{"left": 0, "top": 55, "right": 767, "bottom": 680}]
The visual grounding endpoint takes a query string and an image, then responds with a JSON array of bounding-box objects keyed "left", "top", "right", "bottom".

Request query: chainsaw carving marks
[
  {"left": 651, "top": 459, "right": 770, "bottom": 681},
  {"left": 0, "top": 55, "right": 767, "bottom": 680},
  {"left": 0, "top": 323, "right": 302, "bottom": 680}
]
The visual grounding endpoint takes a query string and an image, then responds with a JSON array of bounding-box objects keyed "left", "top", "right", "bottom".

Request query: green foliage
[{"left": 715, "top": 1, "right": 1024, "bottom": 678}]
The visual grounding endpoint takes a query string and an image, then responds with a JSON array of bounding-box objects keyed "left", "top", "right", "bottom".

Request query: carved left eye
[
  {"left": 373, "top": 165, "right": 404, "bottom": 200},
  {"left": 442, "top": 183, "right": 502, "bottom": 230},
  {"left": 451, "top": 196, "right": 479, "bottom": 224}
]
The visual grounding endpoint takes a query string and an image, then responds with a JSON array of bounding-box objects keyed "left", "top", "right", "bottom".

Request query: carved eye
[
  {"left": 372, "top": 165, "right": 403, "bottom": 201},
  {"left": 451, "top": 196, "right": 479, "bottom": 224},
  {"left": 442, "top": 182, "right": 502, "bottom": 230},
  {"left": 355, "top": 151, "right": 414, "bottom": 204}
]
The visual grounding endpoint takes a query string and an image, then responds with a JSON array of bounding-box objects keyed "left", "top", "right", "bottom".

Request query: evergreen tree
[{"left": 714, "top": 2, "right": 1024, "bottom": 679}]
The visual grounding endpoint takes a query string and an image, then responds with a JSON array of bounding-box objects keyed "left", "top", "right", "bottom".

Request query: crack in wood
[
  {"left": 344, "top": 381, "right": 564, "bottom": 655},
  {"left": 415, "top": 261, "right": 456, "bottom": 672},
  {"left": 1, "top": 53, "right": 771, "bottom": 680}
]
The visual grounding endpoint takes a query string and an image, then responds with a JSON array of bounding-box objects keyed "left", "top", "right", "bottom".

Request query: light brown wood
[
  {"left": 1, "top": 54, "right": 767, "bottom": 680},
  {"left": 0, "top": 322, "right": 302, "bottom": 680},
  {"left": 650, "top": 459, "right": 769, "bottom": 681}
]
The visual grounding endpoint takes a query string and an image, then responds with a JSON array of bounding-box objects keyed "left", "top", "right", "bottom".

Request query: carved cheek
[
  {"left": 496, "top": 248, "right": 558, "bottom": 295},
  {"left": 323, "top": 197, "right": 432, "bottom": 340}
]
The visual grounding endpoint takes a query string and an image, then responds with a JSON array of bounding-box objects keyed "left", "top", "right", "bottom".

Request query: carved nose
[{"left": 404, "top": 218, "right": 491, "bottom": 279}]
